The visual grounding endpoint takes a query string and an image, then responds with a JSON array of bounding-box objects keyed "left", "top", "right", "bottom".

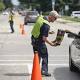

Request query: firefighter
[
  {"left": 9, "top": 10, "right": 14, "bottom": 33},
  {"left": 31, "top": 10, "right": 59, "bottom": 76}
]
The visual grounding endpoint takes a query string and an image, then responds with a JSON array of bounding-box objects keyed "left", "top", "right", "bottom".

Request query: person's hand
[
  {"left": 50, "top": 42, "right": 60, "bottom": 46},
  {"left": 65, "top": 29, "right": 71, "bottom": 33},
  {"left": 51, "top": 40, "right": 56, "bottom": 43},
  {"left": 50, "top": 42, "right": 55, "bottom": 46},
  {"left": 49, "top": 31, "right": 55, "bottom": 34}
]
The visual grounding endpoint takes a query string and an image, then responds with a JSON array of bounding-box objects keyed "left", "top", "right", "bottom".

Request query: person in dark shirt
[{"left": 31, "top": 10, "right": 59, "bottom": 76}]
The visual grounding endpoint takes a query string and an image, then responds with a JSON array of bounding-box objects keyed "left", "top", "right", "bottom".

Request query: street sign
[{"left": 65, "top": 5, "right": 69, "bottom": 11}]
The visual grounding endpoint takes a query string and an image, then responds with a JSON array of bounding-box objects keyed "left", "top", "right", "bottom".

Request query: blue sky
[{"left": 11, "top": 0, "right": 20, "bottom": 6}]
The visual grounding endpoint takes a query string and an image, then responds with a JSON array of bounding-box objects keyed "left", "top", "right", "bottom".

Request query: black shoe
[{"left": 42, "top": 71, "right": 51, "bottom": 77}]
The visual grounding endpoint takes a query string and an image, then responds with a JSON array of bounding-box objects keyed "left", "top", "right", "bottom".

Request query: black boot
[{"left": 41, "top": 71, "right": 51, "bottom": 77}]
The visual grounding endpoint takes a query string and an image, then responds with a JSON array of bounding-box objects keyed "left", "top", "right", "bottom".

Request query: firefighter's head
[{"left": 48, "top": 10, "right": 60, "bottom": 22}]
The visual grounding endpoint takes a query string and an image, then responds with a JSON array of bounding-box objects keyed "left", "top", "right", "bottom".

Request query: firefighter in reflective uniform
[
  {"left": 9, "top": 11, "right": 14, "bottom": 33},
  {"left": 31, "top": 11, "right": 59, "bottom": 76}
]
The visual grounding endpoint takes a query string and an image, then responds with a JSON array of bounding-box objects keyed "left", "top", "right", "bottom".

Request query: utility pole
[
  {"left": 29, "top": 0, "right": 32, "bottom": 10},
  {"left": 52, "top": 0, "right": 55, "bottom": 10}
]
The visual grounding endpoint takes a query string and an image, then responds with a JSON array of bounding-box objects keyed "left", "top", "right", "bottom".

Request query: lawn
[{"left": 62, "top": 16, "right": 80, "bottom": 22}]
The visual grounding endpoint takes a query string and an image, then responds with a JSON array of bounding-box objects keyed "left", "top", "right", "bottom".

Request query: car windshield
[
  {"left": 27, "top": 11, "right": 38, "bottom": 15},
  {"left": 74, "top": 13, "right": 80, "bottom": 14}
]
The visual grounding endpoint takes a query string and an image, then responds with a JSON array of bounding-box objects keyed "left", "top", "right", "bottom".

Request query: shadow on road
[
  {"left": 4, "top": 73, "right": 30, "bottom": 76},
  {"left": 53, "top": 67, "right": 80, "bottom": 80},
  {"left": 0, "top": 32, "right": 11, "bottom": 34}
]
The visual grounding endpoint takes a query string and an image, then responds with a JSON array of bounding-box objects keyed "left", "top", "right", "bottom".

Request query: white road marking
[
  {"left": 0, "top": 60, "right": 68, "bottom": 61},
  {"left": 0, "top": 55, "right": 68, "bottom": 57},
  {"left": 0, "top": 63, "right": 69, "bottom": 74},
  {"left": 0, "top": 63, "right": 68, "bottom": 66},
  {"left": 27, "top": 63, "right": 69, "bottom": 74}
]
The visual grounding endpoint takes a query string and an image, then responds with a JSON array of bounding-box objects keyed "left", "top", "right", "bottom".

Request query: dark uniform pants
[
  {"left": 9, "top": 21, "right": 14, "bottom": 32},
  {"left": 31, "top": 36, "right": 48, "bottom": 73}
]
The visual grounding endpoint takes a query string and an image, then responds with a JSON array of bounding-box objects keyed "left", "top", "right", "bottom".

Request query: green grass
[{"left": 62, "top": 16, "right": 80, "bottom": 22}]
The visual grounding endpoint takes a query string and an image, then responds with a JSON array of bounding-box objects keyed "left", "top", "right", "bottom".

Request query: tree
[
  {"left": 18, "top": 0, "right": 31, "bottom": 9},
  {"left": 19, "top": 0, "right": 28, "bottom": 4},
  {"left": 0, "top": 1, "right": 5, "bottom": 11},
  {"left": 55, "top": 0, "right": 74, "bottom": 15},
  {"left": 55, "top": 0, "right": 65, "bottom": 13},
  {"left": 37, "top": 0, "right": 52, "bottom": 12},
  {"left": 3, "top": 0, "right": 13, "bottom": 8}
]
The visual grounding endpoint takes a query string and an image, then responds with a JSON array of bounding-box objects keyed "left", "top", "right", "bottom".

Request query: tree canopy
[{"left": 0, "top": 1, "right": 5, "bottom": 11}]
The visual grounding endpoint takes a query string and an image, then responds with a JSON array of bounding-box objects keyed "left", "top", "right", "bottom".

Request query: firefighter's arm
[
  {"left": 42, "top": 36, "right": 54, "bottom": 46},
  {"left": 49, "top": 31, "right": 55, "bottom": 34}
]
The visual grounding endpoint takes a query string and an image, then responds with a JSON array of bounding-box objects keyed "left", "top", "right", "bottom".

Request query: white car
[
  {"left": 71, "top": 11, "right": 80, "bottom": 18},
  {"left": 2, "top": 11, "right": 8, "bottom": 15},
  {"left": 68, "top": 32, "right": 80, "bottom": 72},
  {"left": 24, "top": 11, "right": 39, "bottom": 25}
]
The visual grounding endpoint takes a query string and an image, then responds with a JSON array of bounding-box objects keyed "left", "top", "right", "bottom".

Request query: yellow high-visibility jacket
[
  {"left": 9, "top": 13, "right": 14, "bottom": 21},
  {"left": 31, "top": 15, "right": 49, "bottom": 38}
]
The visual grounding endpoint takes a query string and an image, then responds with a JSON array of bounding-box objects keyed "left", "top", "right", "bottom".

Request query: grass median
[{"left": 62, "top": 16, "right": 80, "bottom": 22}]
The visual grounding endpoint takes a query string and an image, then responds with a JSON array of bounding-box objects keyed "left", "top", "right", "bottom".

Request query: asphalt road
[{"left": 0, "top": 13, "right": 80, "bottom": 80}]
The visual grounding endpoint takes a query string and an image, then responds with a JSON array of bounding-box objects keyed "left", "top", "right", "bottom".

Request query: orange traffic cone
[
  {"left": 22, "top": 25, "right": 25, "bottom": 35},
  {"left": 20, "top": 24, "right": 25, "bottom": 35},
  {"left": 20, "top": 24, "right": 22, "bottom": 29},
  {"left": 20, "top": 24, "right": 22, "bottom": 34},
  {"left": 31, "top": 51, "right": 42, "bottom": 80}
]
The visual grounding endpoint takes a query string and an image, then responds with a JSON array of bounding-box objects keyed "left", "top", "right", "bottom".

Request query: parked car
[
  {"left": 68, "top": 32, "right": 80, "bottom": 72},
  {"left": 2, "top": 11, "right": 8, "bottom": 15},
  {"left": 18, "top": 10, "right": 26, "bottom": 16},
  {"left": 71, "top": 11, "right": 80, "bottom": 18},
  {"left": 24, "top": 11, "right": 39, "bottom": 25},
  {"left": 18, "top": 10, "right": 23, "bottom": 15}
]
